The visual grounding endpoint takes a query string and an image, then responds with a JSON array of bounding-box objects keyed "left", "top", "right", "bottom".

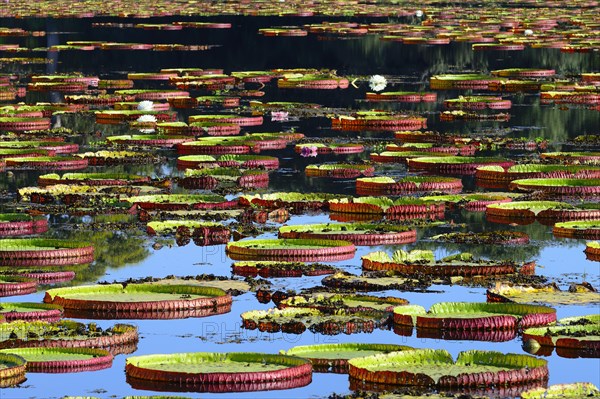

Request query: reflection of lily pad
[
  {"left": 487, "top": 282, "right": 600, "bottom": 305},
  {"left": 44, "top": 283, "right": 232, "bottom": 319},
  {"left": 125, "top": 352, "right": 312, "bottom": 393},
  {"left": 0, "top": 347, "right": 113, "bottom": 373},
  {"left": 349, "top": 349, "right": 547, "bottom": 389},
  {"left": 282, "top": 343, "right": 413, "bottom": 373}
]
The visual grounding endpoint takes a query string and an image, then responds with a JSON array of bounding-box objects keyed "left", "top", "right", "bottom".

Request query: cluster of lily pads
[{"left": 0, "top": 1, "right": 598, "bottom": 397}]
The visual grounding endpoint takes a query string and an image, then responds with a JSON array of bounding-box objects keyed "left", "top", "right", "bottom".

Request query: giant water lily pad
[
  {"left": 305, "top": 163, "right": 374, "bottom": 179},
  {"left": 328, "top": 196, "right": 445, "bottom": 218},
  {"left": 520, "top": 383, "right": 600, "bottom": 398},
  {"left": 408, "top": 156, "right": 514, "bottom": 175},
  {"left": 133, "top": 276, "right": 251, "bottom": 294},
  {"left": 0, "top": 238, "right": 94, "bottom": 266},
  {"left": 522, "top": 315, "right": 600, "bottom": 358},
  {"left": 177, "top": 154, "right": 279, "bottom": 170},
  {"left": 510, "top": 178, "right": 600, "bottom": 195},
  {"left": 226, "top": 239, "right": 356, "bottom": 262},
  {"left": 487, "top": 282, "right": 600, "bottom": 305},
  {"left": 0, "top": 275, "right": 37, "bottom": 297},
  {"left": 475, "top": 164, "right": 600, "bottom": 186},
  {"left": 0, "top": 213, "right": 48, "bottom": 237},
  {"left": 5, "top": 156, "right": 88, "bottom": 171},
  {"left": 125, "top": 352, "right": 312, "bottom": 393},
  {"left": 239, "top": 192, "right": 348, "bottom": 212},
  {"left": 321, "top": 272, "right": 431, "bottom": 292},
  {"left": 362, "top": 250, "right": 535, "bottom": 277},
  {"left": 487, "top": 201, "right": 600, "bottom": 225},
  {"left": 0, "top": 353, "right": 26, "bottom": 387},
  {"left": 430, "top": 231, "right": 529, "bottom": 245},
  {"left": 0, "top": 320, "right": 138, "bottom": 354},
  {"left": 146, "top": 220, "right": 230, "bottom": 246},
  {"left": 356, "top": 176, "right": 463, "bottom": 195},
  {"left": 553, "top": 220, "right": 600, "bottom": 239},
  {"left": 421, "top": 193, "right": 514, "bottom": 211},
  {"left": 0, "top": 347, "right": 113, "bottom": 373},
  {"left": 38, "top": 172, "right": 150, "bottom": 187},
  {"left": 0, "top": 302, "right": 63, "bottom": 322},
  {"left": 43, "top": 283, "right": 232, "bottom": 319},
  {"left": 278, "top": 223, "right": 416, "bottom": 245},
  {"left": 349, "top": 349, "right": 548, "bottom": 390},
  {"left": 279, "top": 293, "right": 408, "bottom": 312},
  {"left": 282, "top": 343, "right": 413, "bottom": 373},
  {"left": 486, "top": 201, "right": 570, "bottom": 219},
  {"left": 585, "top": 241, "right": 600, "bottom": 261},
  {"left": 241, "top": 307, "right": 390, "bottom": 335},
  {"left": 231, "top": 261, "right": 337, "bottom": 278},
  {"left": 124, "top": 194, "right": 237, "bottom": 211},
  {"left": 179, "top": 167, "right": 269, "bottom": 190},
  {"left": 393, "top": 302, "right": 556, "bottom": 336}
]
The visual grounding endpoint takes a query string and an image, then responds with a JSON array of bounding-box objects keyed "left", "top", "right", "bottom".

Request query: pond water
[{"left": 0, "top": 12, "right": 599, "bottom": 399}]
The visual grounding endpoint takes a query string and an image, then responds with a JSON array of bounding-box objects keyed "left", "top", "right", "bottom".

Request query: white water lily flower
[
  {"left": 524, "top": 29, "right": 534, "bottom": 36},
  {"left": 136, "top": 114, "right": 157, "bottom": 123},
  {"left": 137, "top": 100, "right": 154, "bottom": 111},
  {"left": 369, "top": 74, "right": 387, "bottom": 92},
  {"left": 415, "top": 10, "right": 423, "bottom": 17}
]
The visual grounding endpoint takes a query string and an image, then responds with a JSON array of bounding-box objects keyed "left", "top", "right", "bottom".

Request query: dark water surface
[{"left": 0, "top": 14, "right": 599, "bottom": 399}]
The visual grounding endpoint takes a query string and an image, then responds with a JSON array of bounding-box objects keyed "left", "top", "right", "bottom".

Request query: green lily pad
[
  {"left": 362, "top": 249, "right": 535, "bottom": 277},
  {"left": 0, "top": 347, "right": 113, "bottom": 373},
  {"left": 348, "top": 349, "right": 547, "bottom": 389},
  {"left": 487, "top": 282, "right": 600, "bottom": 305},
  {"left": 522, "top": 315, "right": 599, "bottom": 358},
  {"left": 280, "top": 293, "right": 409, "bottom": 312},
  {"left": 241, "top": 307, "right": 390, "bottom": 335},
  {"left": 0, "top": 352, "right": 26, "bottom": 387},
  {"left": 0, "top": 320, "right": 138, "bottom": 354},
  {"left": 44, "top": 283, "right": 232, "bottom": 319},
  {"left": 393, "top": 302, "right": 555, "bottom": 331},
  {"left": 282, "top": 343, "right": 413, "bottom": 373},
  {"left": 520, "top": 383, "right": 600, "bottom": 398},
  {"left": 125, "top": 352, "right": 312, "bottom": 392},
  {"left": 278, "top": 223, "right": 415, "bottom": 245}
]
